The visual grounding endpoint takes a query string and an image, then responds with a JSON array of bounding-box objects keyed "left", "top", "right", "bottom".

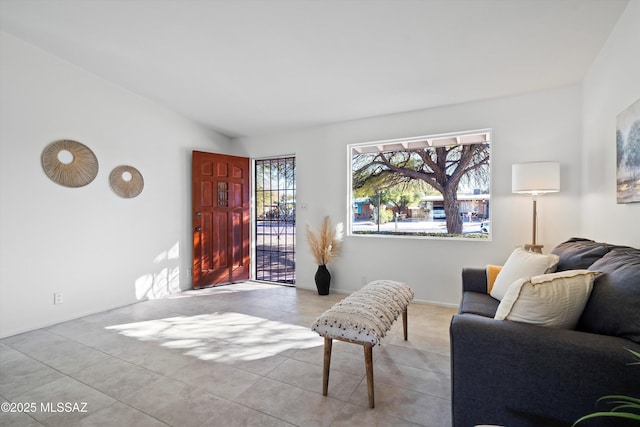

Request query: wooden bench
[{"left": 310, "top": 280, "right": 414, "bottom": 408}]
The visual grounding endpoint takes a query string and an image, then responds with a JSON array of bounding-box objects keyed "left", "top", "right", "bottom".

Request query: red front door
[{"left": 192, "top": 151, "right": 250, "bottom": 288}]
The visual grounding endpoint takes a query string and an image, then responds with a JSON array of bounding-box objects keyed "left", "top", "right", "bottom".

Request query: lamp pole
[
  {"left": 532, "top": 195, "right": 537, "bottom": 246},
  {"left": 525, "top": 194, "right": 543, "bottom": 253},
  {"left": 377, "top": 190, "right": 381, "bottom": 233}
]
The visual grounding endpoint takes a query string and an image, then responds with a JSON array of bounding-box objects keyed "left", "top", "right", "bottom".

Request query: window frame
[{"left": 346, "top": 129, "right": 492, "bottom": 241}]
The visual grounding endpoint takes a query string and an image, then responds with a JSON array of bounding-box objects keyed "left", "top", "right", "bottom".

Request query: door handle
[
  {"left": 195, "top": 211, "right": 201, "bottom": 216},
  {"left": 195, "top": 226, "right": 202, "bottom": 232}
]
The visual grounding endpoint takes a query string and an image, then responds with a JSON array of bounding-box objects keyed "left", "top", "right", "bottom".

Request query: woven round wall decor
[
  {"left": 109, "top": 165, "right": 144, "bottom": 198},
  {"left": 41, "top": 140, "right": 99, "bottom": 187}
]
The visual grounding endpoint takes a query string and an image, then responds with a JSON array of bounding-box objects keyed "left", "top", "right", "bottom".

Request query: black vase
[{"left": 315, "top": 264, "right": 331, "bottom": 295}]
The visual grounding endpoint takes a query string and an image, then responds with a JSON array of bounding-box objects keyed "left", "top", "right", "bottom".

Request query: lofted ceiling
[{"left": 0, "top": 0, "right": 629, "bottom": 138}]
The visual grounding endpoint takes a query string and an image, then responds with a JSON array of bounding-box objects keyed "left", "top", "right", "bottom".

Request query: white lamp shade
[{"left": 512, "top": 162, "right": 560, "bottom": 194}]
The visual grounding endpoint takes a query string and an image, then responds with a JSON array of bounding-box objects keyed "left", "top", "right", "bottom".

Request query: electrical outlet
[
  {"left": 187, "top": 268, "right": 192, "bottom": 277},
  {"left": 361, "top": 276, "right": 367, "bottom": 286},
  {"left": 53, "top": 292, "right": 63, "bottom": 305}
]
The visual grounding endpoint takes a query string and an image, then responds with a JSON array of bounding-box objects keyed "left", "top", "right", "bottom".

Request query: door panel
[{"left": 192, "top": 151, "right": 250, "bottom": 288}]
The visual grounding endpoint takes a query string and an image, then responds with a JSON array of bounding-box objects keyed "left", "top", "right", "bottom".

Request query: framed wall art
[{"left": 616, "top": 98, "right": 640, "bottom": 204}]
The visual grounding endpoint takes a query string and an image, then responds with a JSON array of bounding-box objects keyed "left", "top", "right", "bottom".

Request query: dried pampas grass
[{"left": 305, "top": 216, "right": 343, "bottom": 265}]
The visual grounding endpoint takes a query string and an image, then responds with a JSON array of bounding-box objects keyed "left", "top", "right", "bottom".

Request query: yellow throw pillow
[{"left": 486, "top": 265, "right": 503, "bottom": 294}]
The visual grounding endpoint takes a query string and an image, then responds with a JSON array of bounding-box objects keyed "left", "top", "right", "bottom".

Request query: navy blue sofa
[{"left": 450, "top": 238, "right": 640, "bottom": 427}]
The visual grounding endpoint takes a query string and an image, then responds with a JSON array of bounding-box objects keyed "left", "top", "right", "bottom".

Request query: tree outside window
[{"left": 349, "top": 129, "right": 491, "bottom": 239}]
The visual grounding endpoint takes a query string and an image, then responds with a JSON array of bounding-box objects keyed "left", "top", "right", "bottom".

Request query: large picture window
[{"left": 348, "top": 129, "right": 491, "bottom": 240}]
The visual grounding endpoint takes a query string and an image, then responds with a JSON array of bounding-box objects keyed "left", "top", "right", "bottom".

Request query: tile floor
[{"left": 0, "top": 282, "right": 457, "bottom": 427}]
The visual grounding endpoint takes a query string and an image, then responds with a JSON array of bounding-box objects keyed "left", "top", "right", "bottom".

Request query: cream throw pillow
[
  {"left": 494, "top": 270, "right": 599, "bottom": 329},
  {"left": 490, "top": 247, "right": 559, "bottom": 301}
]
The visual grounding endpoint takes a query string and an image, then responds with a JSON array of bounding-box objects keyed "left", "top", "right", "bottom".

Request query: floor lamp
[{"left": 512, "top": 162, "right": 560, "bottom": 253}]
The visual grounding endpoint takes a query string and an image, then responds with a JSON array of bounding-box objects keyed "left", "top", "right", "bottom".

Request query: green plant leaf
[
  {"left": 626, "top": 348, "right": 640, "bottom": 365},
  {"left": 574, "top": 348, "right": 640, "bottom": 425},
  {"left": 573, "top": 411, "right": 640, "bottom": 426},
  {"left": 598, "top": 395, "right": 640, "bottom": 405},
  {"left": 610, "top": 403, "right": 640, "bottom": 413}
]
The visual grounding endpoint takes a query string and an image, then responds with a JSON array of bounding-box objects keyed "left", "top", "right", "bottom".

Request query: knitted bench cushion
[{"left": 311, "top": 280, "right": 414, "bottom": 345}]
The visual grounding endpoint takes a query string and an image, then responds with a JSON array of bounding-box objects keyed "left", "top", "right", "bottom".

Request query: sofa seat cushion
[
  {"left": 581, "top": 247, "right": 640, "bottom": 343},
  {"left": 495, "top": 270, "right": 598, "bottom": 329},
  {"left": 551, "top": 238, "right": 611, "bottom": 271},
  {"left": 459, "top": 291, "right": 499, "bottom": 317}
]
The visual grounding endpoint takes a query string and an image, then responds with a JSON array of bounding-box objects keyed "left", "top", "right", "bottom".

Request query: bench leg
[
  {"left": 322, "top": 337, "right": 332, "bottom": 396},
  {"left": 402, "top": 307, "right": 408, "bottom": 341},
  {"left": 364, "top": 344, "right": 374, "bottom": 408}
]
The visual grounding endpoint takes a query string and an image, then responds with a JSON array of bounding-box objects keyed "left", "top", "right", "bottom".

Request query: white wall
[
  {"left": 582, "top": 1, "right": 640, "bottom": 247},
  {"left": 5, "top": 2, "right": 636, "bottom": 337},
  {"left": 0, "top": 33, "right": 238, "bottom": 338},
  {"left": 235, "top": 85, "right": 584, "bottom": 305}
]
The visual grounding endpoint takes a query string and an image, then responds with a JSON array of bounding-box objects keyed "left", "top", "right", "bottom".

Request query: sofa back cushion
[
  {"left": 551, "top": 238, "right": 611, "bottom": 271},
  {"left": 580, "top": 247, "right": 640, "bottom": 343}
]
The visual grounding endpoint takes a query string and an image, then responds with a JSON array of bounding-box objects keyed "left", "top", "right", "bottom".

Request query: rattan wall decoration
[
  {"left": 109, "top": 165, "right": 144, "bottom": 198},
  {"left": 41, "top": 140, "right": 99, "bottom": 187}
]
